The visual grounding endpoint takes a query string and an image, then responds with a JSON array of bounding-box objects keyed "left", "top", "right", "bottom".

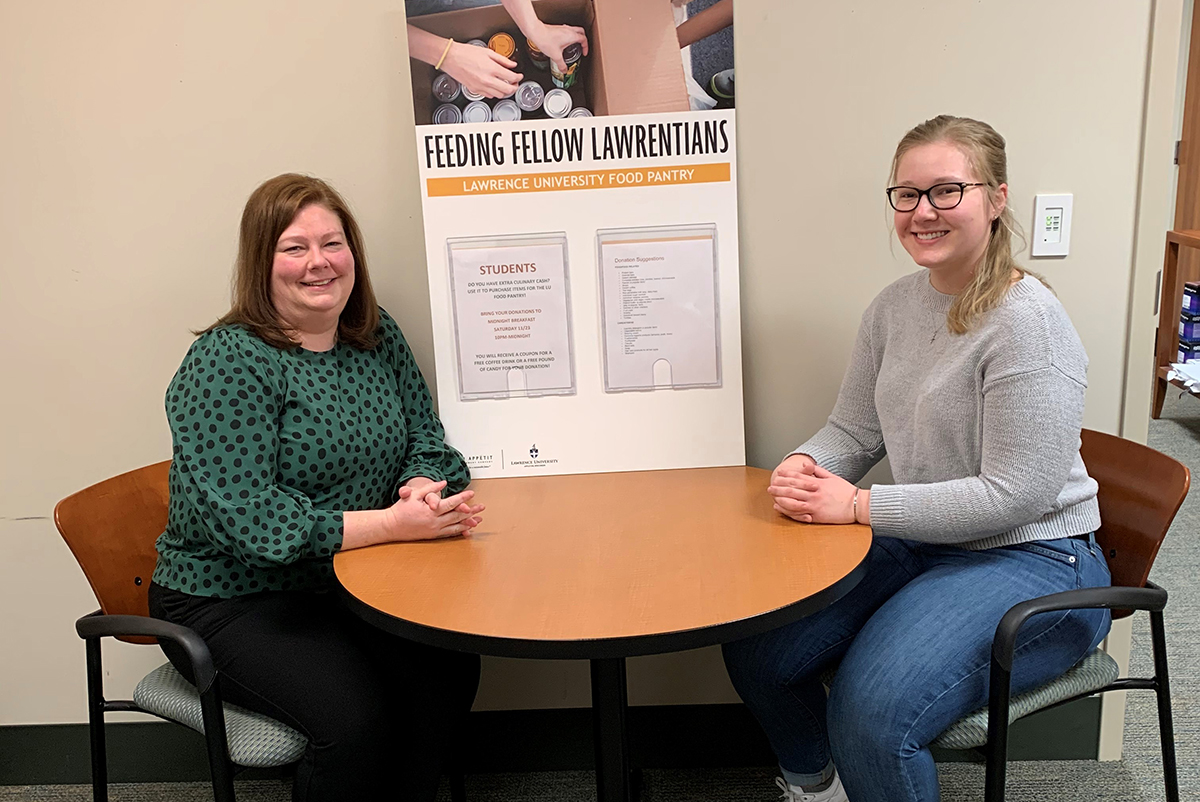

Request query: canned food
[
  {"left": 516, "top": 80, "right": 544, "bottom": 113},
  {"left": 492, "top": 99, "right": 522, "bottom": 122},
  {"left": 543, "top": 88, "right": 572, "bottom": 119},
  {"left": 551, "top": 42, "right": 583, "bottom": 89},
  {"left": 567, "top": 107, "right": 592, "bottom": 118},
  {"left": 488, "top": 32, "right": 517, "bottom": 61},
  {"left": 467, "top": 39, "right": 488, "bottom": 47},
  {"left": 433, "top": 103, "right": 462, "bottom": 124},
  {"left": 527, "top": 39, "right": 550, "bottom": 71},
  {"left": 462, "top": 100, "right": 492, "bottom": 124},
  {"left": 461, "top": 83, "right": 484, "bottom": 102},
  {"left": 432, "top": 73, "right": 461, "bottom": 103}
]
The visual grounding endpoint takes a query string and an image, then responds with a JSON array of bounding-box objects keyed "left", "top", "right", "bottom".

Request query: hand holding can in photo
[{"left": 550, "top": 43, "right": 583, "bottom": 89}]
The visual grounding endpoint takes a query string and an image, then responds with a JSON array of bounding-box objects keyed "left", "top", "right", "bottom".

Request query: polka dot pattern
[{"left": 153, "top": 308, "right": 470, "bottom": 598}]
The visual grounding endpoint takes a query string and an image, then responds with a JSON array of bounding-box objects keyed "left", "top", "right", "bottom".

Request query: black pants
[{"left": 148, "top": 582, "right": 480, "bottom": 802}]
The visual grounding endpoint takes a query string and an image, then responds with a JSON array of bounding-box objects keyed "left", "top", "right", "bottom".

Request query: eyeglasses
[{"left": 885, "top": 182, "right": 988, "bottom": 212}]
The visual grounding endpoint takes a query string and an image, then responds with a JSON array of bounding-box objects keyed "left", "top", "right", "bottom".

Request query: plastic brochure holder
[
  {"left": 446, "top": 232, "right": 576, "bottom": 402},
  {"left": 597, "top": 224, "right": 721, "bottom": 393}
]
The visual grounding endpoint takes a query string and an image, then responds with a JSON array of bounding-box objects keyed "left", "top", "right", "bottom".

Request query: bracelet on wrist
[{"left": 435, "top": 37, "right": 455, "bottom": 70}]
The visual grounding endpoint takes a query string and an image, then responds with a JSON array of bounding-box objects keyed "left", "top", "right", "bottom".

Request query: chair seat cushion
[
  {"left": 134, "top": 662, "right": 308, "bottom": 768},
  {"left": 932, "top": 649, "right": 1121, "bottom": 750}
]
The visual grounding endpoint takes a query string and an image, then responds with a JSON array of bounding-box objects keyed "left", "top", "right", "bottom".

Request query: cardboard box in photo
[{"left": 409, "top": 0, "right": 689, "bottom": 125}]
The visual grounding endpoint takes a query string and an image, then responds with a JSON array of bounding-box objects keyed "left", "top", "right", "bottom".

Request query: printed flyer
[
  {"left": 446, "top": 232, "right": 576, "bottom": 400},
  {"left": 405, "top": 0, "right": 742, "bottom": 477},
  {"left": 597, "top": 225, "right": 720, "bottom": 393}
]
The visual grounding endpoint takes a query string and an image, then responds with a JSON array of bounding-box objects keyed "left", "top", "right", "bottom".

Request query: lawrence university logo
[{"left": 509, "top": 443, "right": 558, "bottom": 469}]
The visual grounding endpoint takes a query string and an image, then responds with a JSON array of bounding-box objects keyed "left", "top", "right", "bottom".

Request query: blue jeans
[{"left": 722, "top": 535, "right": 1111, "bottom": 801}]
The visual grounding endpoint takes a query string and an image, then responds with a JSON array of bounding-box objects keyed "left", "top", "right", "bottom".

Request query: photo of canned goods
[
  {"left": 488, "top": 32, "right": 517, "bottom": 61},
  {"left": 432, "top": 73, "right": 461, "bottom": 103},
  {"left": 526, "top": 39, "right": 550, "bottom": 71},
  {"left": 516, "top": 80, "right": 545, "bottom": 112},
  {"left": 543, "top": 88, "right": 572, "bottom": 119},
  {"left": 433, "top": 103, "right": 463, "bottom": 125},
  {"left": 567, "top": 107, "right": 592, "bottom": 118},
  {"left": 406, "top": 0, "right": 733, "bottom": 125},
  {"left": 550, "top": 42, "right": 583, "bottom": 89},
  {"left": 462, "top": 100, "right": 492, "bottom": 124},
  {"left": 492, "top": 99, "right": 522, "bottom": 122}
]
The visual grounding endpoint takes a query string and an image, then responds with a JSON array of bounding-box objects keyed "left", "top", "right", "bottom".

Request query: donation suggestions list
[{"left": 599, "top": 230, "right": 719, "bottom": 392}]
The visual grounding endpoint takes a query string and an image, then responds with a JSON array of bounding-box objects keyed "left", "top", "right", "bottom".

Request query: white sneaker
[{"left": 774, "top": 771, "right": 849, "bottom": 802}]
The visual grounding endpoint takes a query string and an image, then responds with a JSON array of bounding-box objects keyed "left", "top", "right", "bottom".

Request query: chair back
[
  {"left": 54, "top": 461, "right": 171, "bottom": 644},
  {"left": 1080, "top": 429, "right": 1189, "bottom": 618}
]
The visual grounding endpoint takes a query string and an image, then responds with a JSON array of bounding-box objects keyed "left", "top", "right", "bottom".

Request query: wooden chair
[
  {"left": 57, "top": 462, "right": 471, "bottom": 801},
  {"left": 55, "top": 461, "right": 310, "bottom": 801},
  {"left": 932, "top": 429, "right": 1187, "bottom": 801}
]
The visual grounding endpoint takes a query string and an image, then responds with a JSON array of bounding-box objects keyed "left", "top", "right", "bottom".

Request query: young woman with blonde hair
[{"left": 723, "top": 116, "right": 1111, "bottom": 802}]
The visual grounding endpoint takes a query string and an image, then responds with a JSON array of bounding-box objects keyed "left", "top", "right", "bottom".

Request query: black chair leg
[
  {"left": 1150, "top": 611, "right": 1180, "bottom": 802},
  {"left": 450, "top": 768, "right": 467, "bottom": 802},
  {"left": 983, "top": 656, "right": 1012, "bottom": 802},
  {"left": 207, "top": 754, "right": 237, "bottom": 802},
  {"left": 84, "top": 638, "right": 108, "bottom": 802},
  {"left": 197, "top": 681, "right": 237, "bottom": 802}
]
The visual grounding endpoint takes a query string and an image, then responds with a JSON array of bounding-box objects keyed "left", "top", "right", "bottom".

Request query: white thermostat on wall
[{"left": 1031, "top": 193, "right": 1073, "bottom": 257}]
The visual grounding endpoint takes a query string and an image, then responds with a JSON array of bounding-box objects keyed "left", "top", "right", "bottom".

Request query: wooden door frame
[{"left": 1114, "top": 0, "right": 1187, "bottom": 763}]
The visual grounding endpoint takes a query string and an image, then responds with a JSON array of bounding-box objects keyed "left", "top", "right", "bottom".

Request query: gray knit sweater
[{"left": 794, "top": 271, "right": 1100, "bottom": 549}]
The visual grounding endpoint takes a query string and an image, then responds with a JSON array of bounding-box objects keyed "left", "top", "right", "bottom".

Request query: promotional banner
[{"left": 405, "top": 0, "right": 742, "bottom": 477}]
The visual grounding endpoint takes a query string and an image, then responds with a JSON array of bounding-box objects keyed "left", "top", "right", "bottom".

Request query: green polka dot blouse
[{"left": 152, "top": 308, "right": 470, "bottom": 598}]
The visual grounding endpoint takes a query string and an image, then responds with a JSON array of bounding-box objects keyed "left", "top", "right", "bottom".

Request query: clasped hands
[
  {"left": 385, "top": 476, "right": 484, "bottom": 541},
  {"left": 768, "top": 455, "right": 866, "bottom": 525}
]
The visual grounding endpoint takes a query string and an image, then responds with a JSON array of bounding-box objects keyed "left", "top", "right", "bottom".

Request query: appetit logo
[{"left": 465, "top": 453, "right": 495, "bottom": 469}]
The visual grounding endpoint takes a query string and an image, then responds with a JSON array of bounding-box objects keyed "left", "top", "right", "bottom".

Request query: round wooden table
[{"left": 335, "top": 466, "right": 871, "bottom": 802}]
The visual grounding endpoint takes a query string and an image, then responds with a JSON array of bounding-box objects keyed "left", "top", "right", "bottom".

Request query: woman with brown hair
[
  {"left": 723, "top": 117, "right": 1112, "bottom": 802},
  {"left": 149, "top": 173, "right": 484, "bottom": 801}
]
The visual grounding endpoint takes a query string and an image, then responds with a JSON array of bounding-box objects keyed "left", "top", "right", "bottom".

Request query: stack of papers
[{"left": 1167, "top": 362, "right": 1200, "bottom": 391}]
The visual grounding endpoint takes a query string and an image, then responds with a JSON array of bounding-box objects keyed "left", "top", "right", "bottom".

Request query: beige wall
[{"left": 0, "top": 0, "right": 1177, "bottom": 725}]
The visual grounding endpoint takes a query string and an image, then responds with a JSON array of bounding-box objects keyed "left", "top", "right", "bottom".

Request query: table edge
[{"left": 334, "top": 549, "right": 869, "bottom": 660}]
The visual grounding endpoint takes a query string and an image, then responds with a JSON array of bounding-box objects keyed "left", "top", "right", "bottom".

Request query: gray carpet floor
[{"left": 5, "top": 394, "right": 1196, "bottom": 801}]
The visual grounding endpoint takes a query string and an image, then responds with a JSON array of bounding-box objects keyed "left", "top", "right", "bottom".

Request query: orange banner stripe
[{"left": 426, "top": 162, "right": 730, "bottom": 197}]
